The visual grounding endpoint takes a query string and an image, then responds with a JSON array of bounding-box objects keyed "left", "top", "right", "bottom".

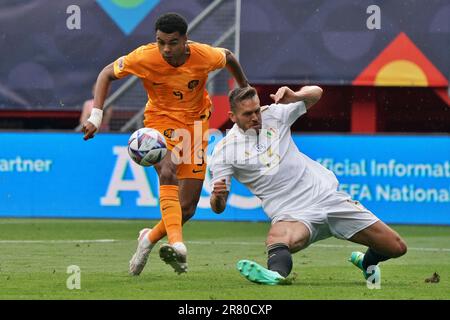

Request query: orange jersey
[{"left": 113, "top": 42, "right": 226, "bottom": 123}]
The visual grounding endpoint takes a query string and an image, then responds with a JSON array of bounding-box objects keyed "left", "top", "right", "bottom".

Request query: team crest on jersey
[
  {"left": 254, "top": 143, "right": 267, "bottom": 153},
  {"left": 188, "top": 80, "right": 200, "bottom": 90},
  {"left": 164, "top": 128, "right": 174, "bottom": 139}
]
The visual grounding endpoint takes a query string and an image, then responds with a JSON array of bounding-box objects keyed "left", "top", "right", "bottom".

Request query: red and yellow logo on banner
[{"left": 353, "top": 32, "right": 448, "bottom": 87}]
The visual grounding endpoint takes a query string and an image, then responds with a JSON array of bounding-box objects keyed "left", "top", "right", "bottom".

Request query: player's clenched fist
[
  {"left": 82, "top": 121, "right": 97, "bottom": 141},
  {"left": 212, "top": 179, "right": 228, "bottom": 196},
  {"left": 82, "top": 107, "right": 103, "bottom": 141},
  {"left": 210, "top": 179, "right": 229, "bottom": 214}
]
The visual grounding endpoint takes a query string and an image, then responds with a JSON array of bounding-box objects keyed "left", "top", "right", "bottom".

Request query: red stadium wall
[
  {"left": 0, "top": 86, "right": 448, "bottom": 133},
  {"left": 210, "top": 85, "right": 450, "bottom": 134}
]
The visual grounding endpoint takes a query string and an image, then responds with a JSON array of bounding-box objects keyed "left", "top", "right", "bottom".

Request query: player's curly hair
[
  {"left": 229, "top": 87, "right": 258, "bottom": 113},
  {"left": 155, "top": 12, "right": 188, "bottom": 35}
]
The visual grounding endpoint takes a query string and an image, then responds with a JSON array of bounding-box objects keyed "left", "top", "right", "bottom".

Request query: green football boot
[
  {"left": 349, "top": 251, "right": 380, "bottom": 282},
  {"left": 236, "top": 259, "right": 285, "bottom": 285}
]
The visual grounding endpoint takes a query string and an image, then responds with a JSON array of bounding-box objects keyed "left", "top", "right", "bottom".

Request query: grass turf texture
[{"left": 0, "top": 219, "right": 448, "bottom": 299}]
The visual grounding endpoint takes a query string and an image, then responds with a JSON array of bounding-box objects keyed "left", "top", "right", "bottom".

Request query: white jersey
[{"left": 209, "top": 101, "right": 340, "bottom": 219}]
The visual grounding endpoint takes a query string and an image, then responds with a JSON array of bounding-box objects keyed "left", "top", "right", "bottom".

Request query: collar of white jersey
[{"left": 233, "top": 124, "right": 260, "bottom": 138}]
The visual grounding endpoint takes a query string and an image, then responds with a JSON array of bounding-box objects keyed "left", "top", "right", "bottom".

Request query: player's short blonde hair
[{"left": 228, "top": 86, "right": 258, "bottom": 113}]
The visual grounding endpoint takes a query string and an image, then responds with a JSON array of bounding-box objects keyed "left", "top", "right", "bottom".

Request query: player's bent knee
[
  {"left": 158, "top": 166, "right": 178, "bottom": 185},
  {"left": 385, "top": 238, "right": 407, "bottom": 258},
  {"left": 394, "top": 239, "right": 407, "bottom": 257}
]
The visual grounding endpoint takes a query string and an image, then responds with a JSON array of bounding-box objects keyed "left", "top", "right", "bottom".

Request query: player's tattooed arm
[
  {"left": 210, "top": 179, "right": 229, "bottom": 214},
  {"left": 223, "top": 48, "right": 249, "bottom": 88}
]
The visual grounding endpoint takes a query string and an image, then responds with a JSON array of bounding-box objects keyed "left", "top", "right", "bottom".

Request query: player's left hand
[{"left": 270, "top": 86, "right": 299, "bottom": 104}]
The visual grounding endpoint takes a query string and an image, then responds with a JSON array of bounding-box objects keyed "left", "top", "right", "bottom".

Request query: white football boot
[
  {"left": 129, "top": 228, "right": 154, "bottom": 276},
  {"left": 159, "top": 242, "right": 188, "bottom": 274}
]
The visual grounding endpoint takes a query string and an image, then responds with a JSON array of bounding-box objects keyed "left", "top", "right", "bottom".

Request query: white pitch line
[
  {"left": 0, "top": 239, "right": 448, "bottom": 252},
  {"left": 186, "top": 240, "right": 450, "bottom": 252},
  {"left": 0, "top": 239, "right": 117, "bottom": 244}
]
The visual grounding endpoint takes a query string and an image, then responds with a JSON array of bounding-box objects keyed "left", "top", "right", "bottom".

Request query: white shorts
[{"left": 271, "top": 191, "right": 379, "bottom": 246}]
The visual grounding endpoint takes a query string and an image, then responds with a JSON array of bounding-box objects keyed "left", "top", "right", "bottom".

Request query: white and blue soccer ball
[{"left": 128, "top": 128, "right": 167, "bottom": 167}]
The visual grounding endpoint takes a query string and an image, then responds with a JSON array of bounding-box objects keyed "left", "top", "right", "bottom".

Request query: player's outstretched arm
[
  {"left": 223, "top": 49, "right": 249, "bottom": 88},
  {"left": 270, "top": 85, "right": 323, "bottom": 109},
  {"left": 210, "top": 179, "right": 229, "bottom": 214},
  {"left": 82, "top": 63, "right": 118, "bottom": 141}
]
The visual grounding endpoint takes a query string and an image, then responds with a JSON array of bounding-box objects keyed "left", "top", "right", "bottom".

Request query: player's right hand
[
  {"left": 82, "top": 121, "right": 97, "bottom": 141},
  {"left": 270, "top": 86, "right": 298, "bottom": 104},
  {"left": 211, "top": 179, "right": 228, "bottom": 214},
  {"left": 212, "top": 179, "right": 228, "bottom": 196}
]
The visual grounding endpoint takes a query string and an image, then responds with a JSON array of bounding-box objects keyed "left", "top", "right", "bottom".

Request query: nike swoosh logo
[
  {"left": 192, "top": 169, "right": 204, "bottom": 173},
  {"left": 153, "top": 82, "right": 164, "bottom": 86}
]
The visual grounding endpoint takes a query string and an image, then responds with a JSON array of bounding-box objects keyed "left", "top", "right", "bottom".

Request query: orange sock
[
  {"left": 148, "top": 221, "right": 166, "bottom": 244},
  {"left": 159, "top": 185, "right": 183, "bottom": 244}
]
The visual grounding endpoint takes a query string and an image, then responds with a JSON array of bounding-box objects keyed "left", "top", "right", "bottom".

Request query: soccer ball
[{"left": 128, "top": 128, "right": 167, "bottom": 166}]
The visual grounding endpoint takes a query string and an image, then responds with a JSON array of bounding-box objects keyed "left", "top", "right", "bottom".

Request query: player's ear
[{"left": 228, "top": 111, "right": 236, "bottom": 123}]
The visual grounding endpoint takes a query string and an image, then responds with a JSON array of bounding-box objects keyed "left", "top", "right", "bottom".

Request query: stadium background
[{"left": 0, "top": 0, "right": 449, "bottom": 225}]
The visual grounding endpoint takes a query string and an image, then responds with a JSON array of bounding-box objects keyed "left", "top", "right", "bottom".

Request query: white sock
[
  {"left": 172, "top": 242, "right": 187, "bottom": 255},
  {"left": 140, "top": 229, "right": 153, "bottom": 249}
]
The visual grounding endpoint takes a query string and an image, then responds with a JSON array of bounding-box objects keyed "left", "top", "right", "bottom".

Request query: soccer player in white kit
[{"left": 209, "top": 86, "right": 407, "bottom": 285}]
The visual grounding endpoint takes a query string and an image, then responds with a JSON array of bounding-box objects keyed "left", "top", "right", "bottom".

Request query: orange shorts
[{"left": 144, "top": 115, "right": 209, "bottom": 180}]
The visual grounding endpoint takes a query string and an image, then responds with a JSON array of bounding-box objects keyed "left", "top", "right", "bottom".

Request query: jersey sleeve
[
  {"left": 269, "top": 101, "right": 307, "bottom": 126},
  {"left": 209, "top": 143, "right": 233, "bottom": 191},
  {"left": 204, "top": 45, "right": 227, "bottom": 72},
  {"left": 113, "top": 46, "right": 148, "bottom": 79}
]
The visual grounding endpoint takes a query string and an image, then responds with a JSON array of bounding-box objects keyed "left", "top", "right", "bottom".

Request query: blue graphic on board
[{"left": 96, "top": 0, "right": 160, "bottom": 35}]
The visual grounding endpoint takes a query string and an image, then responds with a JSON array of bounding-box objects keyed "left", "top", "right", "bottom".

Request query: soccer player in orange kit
[{"left": 81, "top": 13, "right": 249, "bottom": 275}]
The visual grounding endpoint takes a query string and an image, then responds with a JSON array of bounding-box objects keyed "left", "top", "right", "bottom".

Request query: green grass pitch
[{"left": 0, "top": 218, "right": 448, "bottom": 299}]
